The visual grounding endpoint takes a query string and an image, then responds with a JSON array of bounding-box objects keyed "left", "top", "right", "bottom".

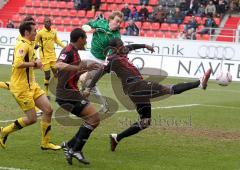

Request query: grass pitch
[{"left": 0, "top": 64, "right": 240, "bottom": 170}]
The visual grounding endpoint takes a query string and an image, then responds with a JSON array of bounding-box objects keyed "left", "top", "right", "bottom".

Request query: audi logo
[
  {"left": 131, "top": 57, "right": 145, "bottom": 70},
  {"left": 197, "top": 46, "right": 235, "bottom": 60}
]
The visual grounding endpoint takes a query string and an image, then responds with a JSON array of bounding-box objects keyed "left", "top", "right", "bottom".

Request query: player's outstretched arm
[
  {"left": 125, "top": 44, "right": 154, "bottom": 53},
  {"left": 55, "top": 61, "right": 99, "bottom": 73},
  {"left": 54, "top": 32, "right": 65, "bottom": 48},
  {"left": 17, "top": 59, "right": 42, "bottom": 69}
]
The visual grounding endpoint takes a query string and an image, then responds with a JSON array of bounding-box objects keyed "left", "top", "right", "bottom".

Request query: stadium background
[{"left": 0, "top": 0, "right": 240, "bottom": 169}]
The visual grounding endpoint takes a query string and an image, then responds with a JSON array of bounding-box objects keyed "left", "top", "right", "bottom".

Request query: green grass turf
[{"left": 0, "top": 64, "right": 240, "bottom": 170}]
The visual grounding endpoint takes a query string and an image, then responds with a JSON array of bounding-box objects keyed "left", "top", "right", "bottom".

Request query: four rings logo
[{"left": 197, "top": 45, "right": 235, "bottom": 60}]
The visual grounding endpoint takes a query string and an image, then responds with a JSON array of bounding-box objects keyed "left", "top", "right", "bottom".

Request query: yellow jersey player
[
  {"left": 35, "top": 17, "right": 65, "bottom": 99},
  {"left": 0, "top": 16, "right": 42, "bottom": 116},
  {"left": 0, "top": 21, "right": 61, "bottom": 150}
]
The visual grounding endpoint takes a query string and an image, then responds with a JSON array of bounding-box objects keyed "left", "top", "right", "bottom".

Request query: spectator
[
  {"left": 195, "top": 3, "right": 206, "bottom": 17},
  {"left": 205, "top": 1, "right": 216, "bottom": 16},
  {"left": 189, "top": 0, "right": 200, "bottom": 15},
  {"left": 167, "top": 0, "right": 175, "bottom": 8},
  {"left": 179, "top": 0, "right": 190, "bottom": 15},
  {"left": 229, "top": 0, "right": 238, "bottom": 14},
  {"left": 185, "top": 16, "right": 198, "bottom": 31},
  {"left": 185, "top": 28, "right": 197, "bottom": 40},
  {"left": 165, "top": 8, "right": 176, "bottom": 23},
  {"left": 121, "top": 3, "right": 131, "bottom": 21},
  {"left": 199, "top": 14, "right": 217, "bottom": 34},
  {"left": 92, "top": 0, "right": 101, "bottom": 11},
  {"left": 200, "top": 0, "right": 208, "bottom": 6},
  {"left": 139, "top": 0, "right": 148, "bottom": 5},
  {"left": 130, "top": 6, "right": 139, "bottom": 21},
  {"left": 6, "top": 19, "right": 14, "bottom": 28},
  {"left": 74, "top": 0, "right": 81, "bottom": 10},
  {"left": 216, "top": 0, "right": 227, "bottom": 17},
  {"left": 177, "top": 31, "right": 186, "bottom": 39},
  {"left": 173, "top": 7, "right": 185, "bottom": 24},
  {"left": 138, "top": 4, "right": 149, "bottom": 21},
  {"left": 151, "top": 5, "right": 166, "bottom": 23},
  {"left": 124, "top": 19, "right": 140, "bottom": 36},
  {"left": 74, "top": 0, "right": 92, "bottom": 10}
]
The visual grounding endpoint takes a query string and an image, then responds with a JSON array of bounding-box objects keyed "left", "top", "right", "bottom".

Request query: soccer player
[
  {"left": 80, "top": 11, "right": 123, "bottom": 112},
  {"left": 0, "top": 21, "right": 61, "bottom": 150},
  {"left": 55, "top": 28, "right": 100, "bottom": 165},
  {"left": 0, "top": 16, "right": 43, "bottom": 115},
  {"left": 35, "top": 17, "right": 65, "bottom": 99},
  {"left": 87, "top": 38, "right": 212, "bottom": 151}
]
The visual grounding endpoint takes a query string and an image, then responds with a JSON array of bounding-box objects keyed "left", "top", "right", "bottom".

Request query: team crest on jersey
[
  {"left": 59, "top": 54, "right": 67, "bottom": 60},
  {"left": 19, "top": 49, "right": 24, "bottom": 55}
]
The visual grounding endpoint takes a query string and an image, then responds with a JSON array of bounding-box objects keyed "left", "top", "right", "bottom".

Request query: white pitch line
[
  {"left": 0, "top": 104, "right": 199, "bottom": 123},
  {"left": 1, "top": 104, "right": 240, "bottom": 123},
  {"left": 201, "top": 104, "right": 240, "bottom": 110},
  {"left": 0, "top": 167, "right": 28, "bottom": 170},
  {"left": 116, "top": 104, "right": 200, "bottom": 113}
]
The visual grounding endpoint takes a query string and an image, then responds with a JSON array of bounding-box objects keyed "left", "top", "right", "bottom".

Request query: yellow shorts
[
  {"left": 43, "top": 60, "right": 56, "bottom": 72},
  {"left": 11, "top": 84, "right": 45, "bottom": 111}
]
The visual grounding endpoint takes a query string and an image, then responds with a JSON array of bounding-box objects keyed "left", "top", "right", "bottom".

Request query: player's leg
[
  {"left": 110, "top": 102, "right": 151, "bottom": 151},
  {"left": 34, "top": 90, "right": 61, "bottom": 150},
  {"left": 59, "top": 99, "right": 100, "bottom": 165},
  {"left": 43, "top": 62, "right": 51, "bottom": 99},
  {"left": 80, "top": 61, "right": 109, "bottom": 113},
  {"left": 171, "top": 68, "right": 212, "bottom": 94},
  {"left": 50, "top": 61, "right": 57, "bottom": 78},
  {"left": 0, "top": 81, "right": 10, "bottom": 90},
  {"left": 129, "top": 68, "right": 212, "bottom": 100},
  {"left": 0, "top": 91, "right": 38, "bottom": 149}
]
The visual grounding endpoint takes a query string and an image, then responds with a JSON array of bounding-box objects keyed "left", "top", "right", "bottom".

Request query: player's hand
[
  {"left": 145, "top": 45, "right": 155, "bottom": 53},
  {"left": 35, "top": 59, "right": 43, "bottom": 70},
  {"left": 87, "top": 63, "right": 100, "bottom": 71}
]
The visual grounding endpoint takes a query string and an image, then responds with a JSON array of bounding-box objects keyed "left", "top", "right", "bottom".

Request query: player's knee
[
  {"left": 139, "top": 118, "right": 151, "bottom": 129},
  {"left": 43, "top": 107, "right": 53, "bottom": 116},
  {"left": 89, "top": 113, "right": 100, "bottom": 128}
]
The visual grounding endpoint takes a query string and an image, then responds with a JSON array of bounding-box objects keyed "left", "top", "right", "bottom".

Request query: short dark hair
[
  {"left": 70, "top": 28, "right": 86, "bottom": 43},
  {"left": 23, "top": 15, "right": 35, "bottom": 22},
  {"left": 19, "top": 21, "right": 35, "bottom": 36}
]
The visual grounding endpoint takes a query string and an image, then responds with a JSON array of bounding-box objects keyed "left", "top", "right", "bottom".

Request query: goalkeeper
[{"left": 80, "top": 11, "right": 123, "bottom": 113}]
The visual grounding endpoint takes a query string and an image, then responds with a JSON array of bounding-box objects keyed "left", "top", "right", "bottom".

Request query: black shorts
[
  {"left": 56, "top": 98, "right": 89, "bottom": 117},
  {"left": 126, "top": 80, "right": 171, "bottom": 105}
]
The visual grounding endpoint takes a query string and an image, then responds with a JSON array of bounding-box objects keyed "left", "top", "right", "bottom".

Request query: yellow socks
[
  {"left": 2, "top": 118, "right": 27, "bottom": 136},
  {"left": 0, "top": 81, "right": 10, "bottom": 90},
  {"left": 41, "top": 120, "right": 51, "bottom": 145}
]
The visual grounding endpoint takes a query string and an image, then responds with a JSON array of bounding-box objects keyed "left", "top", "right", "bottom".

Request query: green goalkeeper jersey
[{"left": 88, "top": 19, "right": 121, "bottom": 60}]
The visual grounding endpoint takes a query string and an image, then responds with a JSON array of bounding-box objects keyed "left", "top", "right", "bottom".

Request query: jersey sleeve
[
  {"left": 125, "top": 44, "right": 146, "bottom": 53},
  {"left": 14, "top": 43, "right": 29, "bottom": 67},
  {"left": 57, "top": 50, "right": 71, "bottom": 64},
  {"left": 54, "top": 31, "right": 65, "bottom": 48},
  {"left": 88, "top": 19, "right": 107, "bottom": 29}
]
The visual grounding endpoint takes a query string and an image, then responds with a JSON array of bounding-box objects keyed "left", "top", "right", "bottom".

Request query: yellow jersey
[
  {"left": 16, "top": 35, "right": 37, "bottom": 60},
  {"left": 10, "top": 37, "right": 36, "bottom": 91},
  {"left": 35, "top": 28, "right": 64, "bottom": 62}
]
